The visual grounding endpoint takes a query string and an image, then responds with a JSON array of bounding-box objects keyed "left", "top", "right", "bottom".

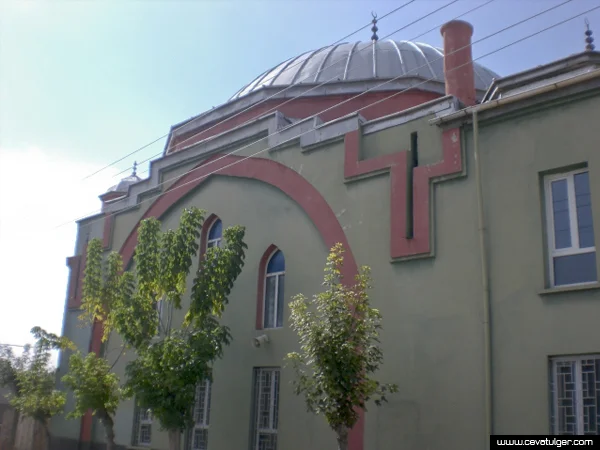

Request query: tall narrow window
[
  {"left": 545, "top": 169, "right": 597, "bottom": 287},
  {"left": 133, "top": 407, "right": 152, "bottom": 447},
  {"left": 207, "top": 219, "right": 223, "bottom": 249},
  {"left": 252, "top": 368, "right": 280, "bottom": 450},
  {"left": 264, "top": 250, "right": 285, "bottom": 329},
  {"left": 406, "top": 131, "right": 418, "bottom": 239},
  {"left": 550, "top": 355, "right": 600, "bottom": 435},
  {"left": 187, "top": 380, "right": 212, "bottom": 450}
]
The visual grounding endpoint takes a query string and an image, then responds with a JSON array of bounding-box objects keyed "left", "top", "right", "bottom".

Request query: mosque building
[{"left": 53, "top": 15, "right": 600, "bottom": 450}]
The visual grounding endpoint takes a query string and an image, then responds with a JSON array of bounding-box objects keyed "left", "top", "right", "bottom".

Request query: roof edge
[{"left": 483, "top": 51, "right": 600, "bottom": 102}]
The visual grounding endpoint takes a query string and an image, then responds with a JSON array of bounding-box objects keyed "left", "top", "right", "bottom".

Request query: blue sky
[{"left": 0, "top": 0, "right": 598, "bottom": 348}]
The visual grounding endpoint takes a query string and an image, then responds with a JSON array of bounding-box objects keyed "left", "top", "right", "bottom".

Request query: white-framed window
[
  {"left": 545, "top": 169, "right": 597, "bottom": 287},
  {"left": 187, "top": 380, "right": 212, "bottom": 450},
  {"left": 252, "top": 368, "right": 280, "bottom": 450},
  {"left": 550, "top": 355, "right": 600, "bottom": 435},
  {"left": 207, "top": 219, "right": 222, "bottom": 249},
  {"left": 133, "top": 406, "right": 152, "bottom": 447},
  {"left": 263, "top": 250, "right": 285, "bottom": 329}
]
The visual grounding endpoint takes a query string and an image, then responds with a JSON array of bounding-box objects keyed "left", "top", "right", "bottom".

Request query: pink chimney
[{"left": 440, "top": 20, "right": 476, "bottom": 107}]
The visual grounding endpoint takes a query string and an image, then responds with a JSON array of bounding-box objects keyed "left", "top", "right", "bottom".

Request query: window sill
[{"left": 539, "top": 282, "right": 600, "bottom": 296}]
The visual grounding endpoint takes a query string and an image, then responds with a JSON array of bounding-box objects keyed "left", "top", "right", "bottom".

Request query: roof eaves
[{"left": 485, "top": 51, "right": 600, "bottom": 100}]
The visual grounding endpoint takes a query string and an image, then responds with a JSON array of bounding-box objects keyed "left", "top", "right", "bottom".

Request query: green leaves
[
  {"left": 80, "top": 239, "right": 143, "bottom": 344},
  {"left": 123, "top": 329, "right": 221, "bottom": 431},
  {"left": 136, "top": 208, "right": 204, "bottom": 312},
  {"left": 127, "top": 218, "right": 246, "bottom": 434},
  {"left": 74, "top": 207, "right": 247, "bottom": 440},
  {"left": 286, "top": 243, "right": 398, "bottom": 437},
  {"left": 0, "top": 328, "right": 69, "bottom": 424},
  {"left": 186, "top": 225, "right": 247, "bottom": 328},
  {"left": 61, "top": 351, "right": 121, "bottom": 419}
]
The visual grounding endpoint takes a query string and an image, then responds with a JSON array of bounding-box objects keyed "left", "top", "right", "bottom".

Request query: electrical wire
[
  {"left": 57, "top": 1, "right": 595, "bottom": 231},
  {"left": 58, "top": 0, "right": 580, "bottom": 228},
  {"left": 112, "top": 0, "right": 467, "bottom": 180},
  {"left": 81, "top": 0, "right": 418, "bottom": 181},
  {"left": 129, "top": 0, "right": 573, "bottom": 178},
  {"left": 119, "top": 0, "right": 465, "bottom": 179}
]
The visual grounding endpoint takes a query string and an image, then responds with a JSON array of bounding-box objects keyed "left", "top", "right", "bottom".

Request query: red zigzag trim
[{"left": 344, "top": 127, "right": 463, "bottom": 260}]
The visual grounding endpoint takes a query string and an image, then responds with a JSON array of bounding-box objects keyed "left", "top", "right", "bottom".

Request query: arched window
[
  {"left": 207, "top": 219, "right": 222, "bottom": 249},
  {"left": 263, "top": 250, "right": 285, "bottom": 329}
]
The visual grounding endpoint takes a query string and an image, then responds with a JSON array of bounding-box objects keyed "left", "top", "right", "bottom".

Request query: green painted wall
[
  {"left": 474, "top": 92, "right": 600, "bottom": 435},
  {"left": 56, "top": 90, "right": 600, "bottom": 450}
]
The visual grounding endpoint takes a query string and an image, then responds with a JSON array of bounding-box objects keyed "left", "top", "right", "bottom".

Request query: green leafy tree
[
  {"left": 287, "top": 243, "right": 398, "bottom": 450},
  {"left": 123, "top": 216, "right": 247, "bottom": 450},
  {"left": 0, "top": 327, "right": 73, "bottom": 450},
  {"left": 79, "top": 207, "right": 247, "bottom": 450},
  {"left": 0, "top": 346, "right": 22, "bottom": 396},
  {"left": 61, "top": 352, "right": 121, "bottom": 450},
  {"left": 0, "top": 344, "right": 23, "bottom": 450}
]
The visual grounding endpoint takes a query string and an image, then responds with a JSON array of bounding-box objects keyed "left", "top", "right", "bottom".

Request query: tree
[
  {"left": 0, "top": 327, "right": 73, "bottom": 450},
  {"left": 56, "top": 232, "right": 136, "bottom": 450},
  {"left": 286, "top": 243, "right": 398, "bottom": 450},
  {"left": 79, "top": 207, "right": 247, "bottom": 450},
  {"left": 0, "top": 345, "right": 23, "bottom": 450},
  {"left": 61, "top": 352, "right": 121, "bottom": 450}
]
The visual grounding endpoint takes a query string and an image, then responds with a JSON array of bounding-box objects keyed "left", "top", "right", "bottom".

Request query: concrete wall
[{"left": 57, "top": 89, "right": 600, "bottom": 450}]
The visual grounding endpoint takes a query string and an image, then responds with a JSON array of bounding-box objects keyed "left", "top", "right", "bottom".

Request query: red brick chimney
[{"left": 440, "top": 20, "right": 476, "bottom": 106}]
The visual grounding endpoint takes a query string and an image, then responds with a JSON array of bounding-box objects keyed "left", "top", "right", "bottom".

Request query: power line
[
  {"left": 115, "top": 0, "right": 464, "bottom": 180},
  {"left": 111, "top": 0, "right": 466, "bottom": 180},
  {"left": 130, "top": 0, "right": 570, "bottom": 178},
  {"left": 58, "top": 1, "right": 594, "bottom": 232},
  {"left": 81, "top": 0, "right": 419, "bottom": 181},
  {"left": 58, "top": 0, "right": 577, "bottom": 228}
]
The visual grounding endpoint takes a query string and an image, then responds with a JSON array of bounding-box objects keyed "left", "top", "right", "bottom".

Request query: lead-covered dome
[{"left": 230, "top": 40, "right": 499, "bottom": 100}]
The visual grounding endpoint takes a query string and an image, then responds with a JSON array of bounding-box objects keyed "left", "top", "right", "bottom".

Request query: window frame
[
  {"left": 207, "top": 219, "right": 223, "bottom": 249},
  {"left": 188, "top": 379, "right": 211, "bottom": 450},
  {"left": 263, "top": 250, "right": 285, "bottom": 329},
  {"left": 133, "top": 407, "right": 153, "bottom": 447},
  {"left": 252, "top": 367, "right": 280, "bottom": 450},
  {"left": 544, "top": 169, "right": 596, "bottom": 287},
  {"left": 550, "top": 354, "right": 600, "bottom": 435}
]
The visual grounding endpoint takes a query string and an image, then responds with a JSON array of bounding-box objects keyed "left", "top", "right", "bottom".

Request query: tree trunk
[
  {"left": 99, "top": 414, "right": 116, "bottom": 450},
  {"left": 336, "top": 428, "right": 349, "bottom": 450},
  {"left": 168, "top": 429, "right": 181, "bottom": 450}
]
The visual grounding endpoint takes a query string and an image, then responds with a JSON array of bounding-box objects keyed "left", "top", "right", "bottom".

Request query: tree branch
[{"left": 109, "top": 345, "right": 126, "bottom": 372}]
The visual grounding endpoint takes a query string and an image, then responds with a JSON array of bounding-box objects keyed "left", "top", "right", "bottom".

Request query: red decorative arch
[
  {"left": 85, "top": 153, "right": 364, "bottom": 450},
  {"left": 255, "top": 244, "right": 280, "bottom": 330},
  {"left": 199, "top": 213, "right": 221, "bottom": 257}
]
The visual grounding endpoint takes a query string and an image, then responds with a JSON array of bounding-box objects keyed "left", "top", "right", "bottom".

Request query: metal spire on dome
[
  {"left": 132, "top": 161, "right": 137, "bottom": 177},
  {"left": 371, "top": 12, "right": 379, "bottom": 43},
  {"left": 585, "top": 18, "right": 595, "bottom": 51}
]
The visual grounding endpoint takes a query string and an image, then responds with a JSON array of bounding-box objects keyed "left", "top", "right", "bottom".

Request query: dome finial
[
  {"left": 585, "top": 18, "right": 595, "bottom": 51},
  {"left": 132, "top": 161, "right": 137, "bottom": 177},
  {"left": 371, "top": 11, "right": 379, "bottom": 43}
]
